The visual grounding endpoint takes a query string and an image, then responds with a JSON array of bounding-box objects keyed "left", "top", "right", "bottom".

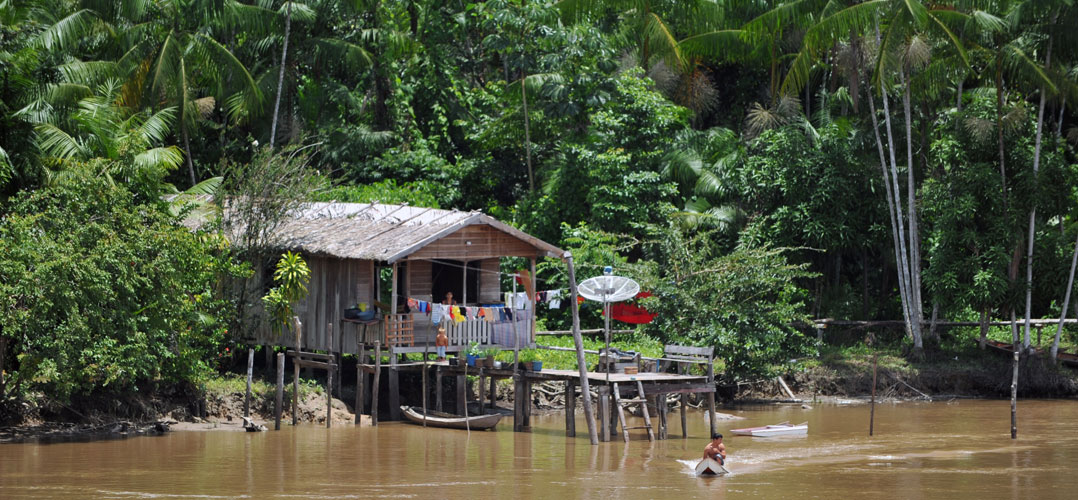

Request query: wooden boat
[
  {"left": 976, "top": 339, "right": 1078, "bottom": 368},
  {"left": 694, "top": 458, "right": 729, "bottom": 476},
  {"left": 400, "top": 406, "right": 502, "bottom": 431},
  {"left": 730, "top": 421, "right": 807, "bottom": 437},
  {"left": 1057, "top": 351, "right": 1078, "bottom": 368}
]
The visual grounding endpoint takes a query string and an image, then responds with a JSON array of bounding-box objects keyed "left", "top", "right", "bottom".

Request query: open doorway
[{"left": 431, "top": 260, "right": 479, "bottom": 305}]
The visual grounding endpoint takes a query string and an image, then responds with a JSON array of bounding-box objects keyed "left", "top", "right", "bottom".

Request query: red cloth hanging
[{"left": 604, "top": 292, "right": 657, "bottom": 324}]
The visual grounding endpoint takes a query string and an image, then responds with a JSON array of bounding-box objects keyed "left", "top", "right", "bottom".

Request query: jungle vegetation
[{"left": 2, "top": 0, "right": 1078, "bottom": 396}]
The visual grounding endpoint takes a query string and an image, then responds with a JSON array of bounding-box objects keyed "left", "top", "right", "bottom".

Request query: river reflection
[{"left": 2, "top": 399, "right": 1077, "bottom": 499}]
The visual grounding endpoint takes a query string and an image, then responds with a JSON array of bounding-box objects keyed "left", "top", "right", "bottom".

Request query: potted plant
[
  {"left": 466, "top": 342, "right": 481, "bottom": 367},
  {"left": 518, "top": 349, "right": 541, "bottom": 371},
  {"left": 482, "top": 347, "right": 500, "bottom": 368}
]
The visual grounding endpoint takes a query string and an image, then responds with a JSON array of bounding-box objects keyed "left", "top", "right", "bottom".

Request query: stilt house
[{"left": 254, "top": 202, "right": 564, "bottom": 355}]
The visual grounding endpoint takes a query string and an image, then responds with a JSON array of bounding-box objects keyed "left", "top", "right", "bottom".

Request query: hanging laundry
[
  {"left": 407, "top": 298, "right": 418, "bottom": 309},
  {"left": 466, "top": 307, "right": 477, "bottom": 320},
  {"left": 514, "top": 269, "right": 535, "bottom": 301},
  {"left": 515, "top": 292, "right": 528, "bottom": 310},
  {"left": 604, "top": 292, "right": 658, "bottom": 324},
  {"left": 547, "top": 290, "right": 563, "bottom": 309},
  {"left": 431, "top": 304, "right": 444, "bottom": 324},
  {"left": 483, "top": 307, "right": 496, "bottom": 323},
  {"left": 418, "top": 301, "right": 430, "bottom": 314},
  {"left": 452, "top": 306, "right": 465, "bottom": 324}
]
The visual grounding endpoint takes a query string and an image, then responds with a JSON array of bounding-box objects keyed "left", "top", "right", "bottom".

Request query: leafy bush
[{"left": 0, "top": 172, "right": 247, "bottom": 399}]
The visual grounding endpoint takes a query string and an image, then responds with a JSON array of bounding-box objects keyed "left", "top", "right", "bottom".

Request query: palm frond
[
  {"left": 194, "top": 33, "right": 263, "bottom": 114},
  {"left": 57, "top": 60, "right": 120, "bottom": 86},
  {"left": 310, "top": 37, "right": 373, "bottom": 73},
  {"left": 1004, "top": 45, "right": 1057, "bottom": 94},
  {"left": 35, "top": 123, "right": 87, "bottom": 159},
  {"left": 678, "top": 30, "right": 750, "bottom": 63},
  {"left": 131, "top": 106, "right": 177, "bottom": 144},
  {"left": 36, "top": 9, "right": 98, "bottom": 51},
  {"left": 133, "top": 146, "right": 184, "bottom": 172},
  {"left": 279, "top": 1, "right": 316, "bottom": 22},
  {"left": 643, "top": 12, "right": 687, "bottom": 72}
]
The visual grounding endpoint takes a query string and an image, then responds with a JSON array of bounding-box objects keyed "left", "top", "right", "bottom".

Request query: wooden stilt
[
  {"left": 292, "top": 317, "right": 301, "bottom": 426},
  {"left": 356, "top": 343, "right": 366, "bottom": 425},
  {"left": 488, "top": 376, "right": 496, "bottom": 411},
  {"left": 372, "top": 341, "right": 381, "bottom": 426},
  {"left": 1011, "top": 350, "right": 1019, "bottom": 439},
  {"left": 599, "top": 387, "right": 610, "bottom": 442},
  {"left": 706, "top": 358, "right": 716, "bottom": 437},
  {"left": 679, "top": 363, "right": 688, "bottom": 438},
  {"left": 637, "top": 381, "right": 655, "bottom": 442},
  {"left": 523, "top": 379, "right": 532, "bottom": 428},
  {"left": 870, "top": 349, "right": 877, "bottom": 436},
  {"left": 244, "top": 347, "right": 254, "bottom": 418},
  {"left": 327, "top": 323, "right": 333, "bottom": 428},
  {"left": 478, "top": 369, "right": 487, "bottom": 415},
  {"left": 422, "top": 354, "right": 428, "bottom": 428},
  {"left": 658, "top": 392, "right": 668, "bottom": 439},
  {"left": 275, "top": 352, "right": 284, "bottom": 430},
  {"left": 456, "top": 375, "right": 466, "bottom": 416},
  {"left": 565, "top": 380, "right": 577, "bottom": 437},
  {"left": 565, "top": 252, "right": 599, "bottom": 445},
  {"left": 436, "top": 366, "right": 444, "bottom": 412},
  {"left": 613, "top": 383, "right": 630, "bottom": 443},
  {"left": 389, "top": 349, "right": 400, "bottom": 421},
  {"left": 513, "top": 376, "right": 524, "bottom": 431}
]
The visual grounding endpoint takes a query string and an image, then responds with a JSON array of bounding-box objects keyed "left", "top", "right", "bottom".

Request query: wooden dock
[{"left": 349, "top": 357, "right": 715, "bottom": 442}]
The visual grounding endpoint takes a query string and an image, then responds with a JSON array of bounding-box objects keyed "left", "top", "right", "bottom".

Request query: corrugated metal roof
[{"left": 253, "top": 202, "right": 564, "bottom": 262}]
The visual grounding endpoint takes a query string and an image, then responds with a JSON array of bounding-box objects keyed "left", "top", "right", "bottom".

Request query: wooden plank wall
[
  {"left": 410, "top": 225, "right": 540, "bottom": 260},
  {"left": 257, "top": 256, "right": 375, "bottom": 352}
]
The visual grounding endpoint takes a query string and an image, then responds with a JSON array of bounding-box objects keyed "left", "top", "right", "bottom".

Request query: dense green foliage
[
  {"left": 0, "top": 173, "right": 245, "bottom": 397},
  {"left": 3, "top": 0, "right": 1078, "bottom": 395}
]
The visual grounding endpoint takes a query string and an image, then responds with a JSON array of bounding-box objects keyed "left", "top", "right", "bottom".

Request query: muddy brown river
[{"left": 2, "top": 399, "right": 1077, "bottom": 499}]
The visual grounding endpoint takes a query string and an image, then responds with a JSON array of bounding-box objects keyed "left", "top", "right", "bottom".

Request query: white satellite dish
[
  {"left": 578, "top": 275, "right": 639, "bottom": 303},
  {"left": 577, "top": 268, "right": 640, "bottom": 381}
]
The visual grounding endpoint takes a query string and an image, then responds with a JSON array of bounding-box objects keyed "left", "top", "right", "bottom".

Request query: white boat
[
  {"left": 694, "top": 458, "right": 729, "bottom": 476},
  {"left": 730, "top": 421, "right": 807, "bottom": 437}
]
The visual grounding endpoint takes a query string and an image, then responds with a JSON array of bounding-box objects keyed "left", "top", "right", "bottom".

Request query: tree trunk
[
  {"left": 521, "top": 70, "right": 534, "bottom": 194},
  {"left": 1023, "top": 39, "right": 1051, "bottom": 352},
  {"left": 882, "top": 72, "right": 917, "bottom": 344},
  {"left": 995, "top": 53, "right": 1008, "bottom": 208},
  {"left": 182, "top": 125, "right": 196, "bottom": 186},
  {"left": 867, "top": 84, "right": 913, "bottom": 337},
  {"left": 1057, "top": 98, "right": 1066, "bottom": 140},
  {"left": 1052, "top": 230, "right": 1078, "bottom": 361},
  {"left": 901, "top": 70, "right": 924, "bottom": 352},
  {"left": 270, "top": 0, "right": 293, "bottom": 149}
]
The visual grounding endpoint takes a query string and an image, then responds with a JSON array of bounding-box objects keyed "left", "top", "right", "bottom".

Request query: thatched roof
[{"left": 265, "top": 202, "right": 564, "bottom": 263}]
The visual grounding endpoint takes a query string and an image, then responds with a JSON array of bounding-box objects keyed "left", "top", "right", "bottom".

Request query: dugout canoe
[
  {"left": 730, "top": 422, "right": 808, "bottom": 437},
  {"left": 400, "top": 406, "right": 502, "bottom": 431}
]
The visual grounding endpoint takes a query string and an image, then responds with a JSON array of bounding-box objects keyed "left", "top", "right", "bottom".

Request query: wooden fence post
[
  {"left": 327, "top": 323, "right": 333, "bottom": 428},
  {"left": 372, "top": 341, "right": 381, "bottom": 426}
]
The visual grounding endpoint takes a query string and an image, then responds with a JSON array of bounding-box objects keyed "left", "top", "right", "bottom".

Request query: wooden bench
[{"left": 659, "top": 345, "right": 715, "bottom": 439}]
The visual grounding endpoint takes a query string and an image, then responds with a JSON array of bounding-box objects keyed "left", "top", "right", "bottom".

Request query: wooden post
[
  {"left": 275, "top": 353, "right": 284, "bottom": 430},
  {"left": 565, "top": 252, "right": 599, "bottom": 445},
  {"left": 514, "top": 375, "right": 524, "bottom": 432},
  {"left": 389, "top": 349, "right": 400, "bottom": 421},
  {"left": 456, "top": 374, "right": 466, "bottom": 416},
  {"left": 706, "top": 357, "right": 716, "bottom": 437},
  {"left": 356, "top": 342, "right": 366, "bottom": 425},
  {"left": 292, "top": 317, "right": 301, "bottom": 426},
  {"left": 679, "top": 363, "right": 688, "bottom": 439},
  {"left": 870, "top": 351, "right": 877, "bottom": 436},
  {"left": 478, "top": 369, "right": 487, "bottom": 415},
  {"left": 658, "top": 392, "right": 668, "bottom": 439},
  {"left": 489, "top": 376, "right": 496, "bottom": 411},
  {"left": 565, "top": 380, "right": 577, "bottom": 438},
  {"left": 529, "top": 257, "right": 537, "bottom": 345},
  {"left": 436, "top": 366, "right": 444, "bottom": 412},
  {"left": 524, "top": 379, "right": 532, "bottom": 428},
  {"left": 327, "top": 323, "right": 333, "bottom": 428},
  {"left": 372, "top": 341, "right": 381, "bottom": 426},
  {"left": 422, "top": 357, "right": 428, "bottom": 427},
  {"left": 244, "top": 347, "right": 254, "bottom": 418},
  {"left": 598, "top": 386, "right": 610, "bottom": 442},
  {"left": 1011, "top": 350, "right": 1019, "bottom": 439},
  {"left": 613, "top": 383, "right": 630, "bottom": 443}
]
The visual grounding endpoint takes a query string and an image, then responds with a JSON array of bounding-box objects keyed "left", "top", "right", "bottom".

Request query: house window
[{"left": 431, "top": 260, "right": 479, "bottom": 305}]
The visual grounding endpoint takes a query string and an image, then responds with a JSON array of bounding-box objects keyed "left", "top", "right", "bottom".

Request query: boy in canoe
[{"left": 703, "top": 433, "right": 726, "bottom": 465}]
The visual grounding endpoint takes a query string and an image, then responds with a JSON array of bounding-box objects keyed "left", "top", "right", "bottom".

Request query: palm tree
[
  {"left": 33, "top": 0, "right": 271, "bottom": 187},
  {"left": 32, "top": 79, "right": 184, "bottom": 188}
]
